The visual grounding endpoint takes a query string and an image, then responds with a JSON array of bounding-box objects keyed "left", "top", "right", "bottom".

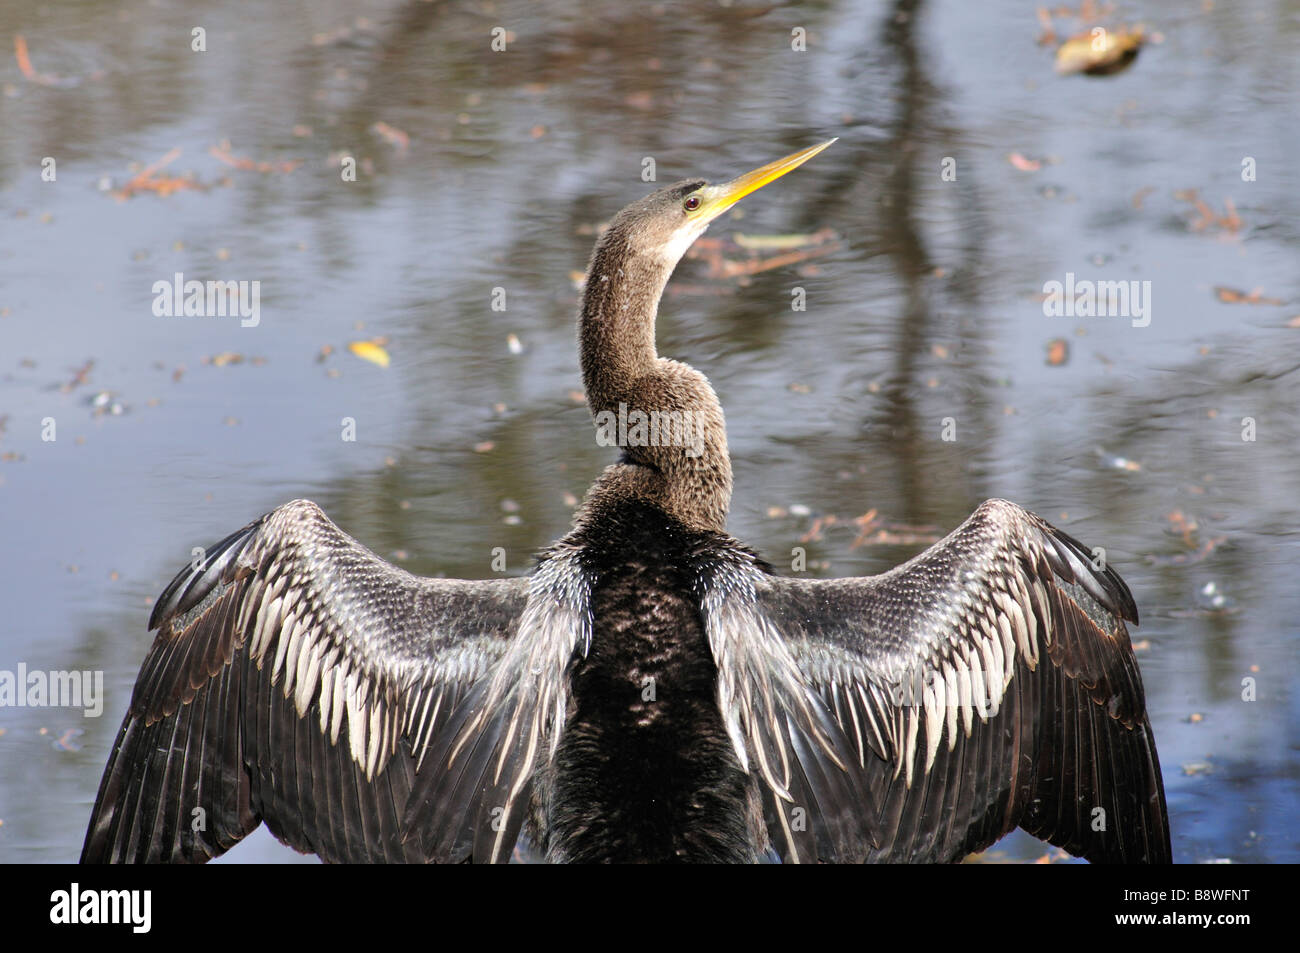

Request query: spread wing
[
  {"left": 82, "top": 499, "right": 587, "bottom": 864},
  {"left": 706, "top": 499, "right": 1170, "bottom": 863}
]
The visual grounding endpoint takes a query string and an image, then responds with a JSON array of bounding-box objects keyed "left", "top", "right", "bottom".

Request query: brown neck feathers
[{"left": 576, "top": 225, "right": 733, "bottom": 533}]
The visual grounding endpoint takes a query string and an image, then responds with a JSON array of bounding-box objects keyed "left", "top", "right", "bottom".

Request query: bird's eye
[{"left": 683, "top": 195, "right": 701, "bottom": 211}]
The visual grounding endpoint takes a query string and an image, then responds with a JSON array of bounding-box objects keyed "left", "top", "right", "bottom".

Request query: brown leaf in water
[
  {"left": 1055, "top": 24, "right": 1144, "bottom": 76},
  {"left": 1215, "top": 286, "right": 1282, "bottom": 306},
  {"left": 209, "top": 141, "right": 302, "bottom": 174}
]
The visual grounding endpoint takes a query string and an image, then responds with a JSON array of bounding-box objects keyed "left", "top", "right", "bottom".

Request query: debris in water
[
  {"left": 53, "top": 727, "right": 84, "bottom": 751},
  {"left": 1056, "top": 24, "right": 1146, "bottom": 76},
  {"left": 1008, "top": 152, "right": 1043, "bottom": 172},
  {"left": 88, "top": 390, "right": 127, "bottom": 416},
  {"left": 111, "top": 148, "right": 204, "bottom": 200},
  {"left": 1096, "top": 447, "right": 1141, "bottom": 471},
  {"left": 13, "top": 34, "right": 84, "bottom": 87},
  {"left": 209, "top": 141, "right": 302, "bottom": 174},
  {"left": 371, "top": 122, "right": 410, "bottom": 156},
  {"left": 1196, "top": 581, "right": 1236, "bottom": 612},
  {"left": 348, "top": 339, "right": 391, "bottom": 367},
  {"left": 1214, "top": 286, "right": 1282, "bottom": 306}
]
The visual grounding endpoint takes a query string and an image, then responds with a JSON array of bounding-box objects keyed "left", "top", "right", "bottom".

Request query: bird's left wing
[{"left": 702, "top": 499, "right": 1170, "bottom": 863}]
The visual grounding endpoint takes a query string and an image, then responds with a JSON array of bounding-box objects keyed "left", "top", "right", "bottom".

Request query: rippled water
[{"left": 1, "top": 0, "right": 1296, "bottom": 863}]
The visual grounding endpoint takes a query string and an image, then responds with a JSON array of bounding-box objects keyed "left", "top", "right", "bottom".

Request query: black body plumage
[{"left": 534, "top": 500, "right": 766, "bottom": 863}]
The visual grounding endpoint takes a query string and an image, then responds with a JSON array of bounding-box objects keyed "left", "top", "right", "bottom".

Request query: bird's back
[{"left": 531, "top": 499, "right": 766, "bottom": 862}]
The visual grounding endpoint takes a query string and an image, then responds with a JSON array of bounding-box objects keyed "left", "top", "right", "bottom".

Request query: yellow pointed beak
[{"left": 698, "top": 139, "right": 837, "bottom": 220}]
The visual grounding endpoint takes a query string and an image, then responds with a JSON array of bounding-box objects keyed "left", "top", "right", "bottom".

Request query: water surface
[{"left": 1, "top": 0, "right": 1296, "bottom": 863}]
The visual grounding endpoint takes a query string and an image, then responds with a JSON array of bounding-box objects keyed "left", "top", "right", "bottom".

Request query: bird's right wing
[{"left": 82, "top": 499, "right": 589, "bottom": 864}]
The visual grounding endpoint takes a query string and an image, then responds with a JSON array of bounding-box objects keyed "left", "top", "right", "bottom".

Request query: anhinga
[{"left": 82, "top": 140, "right": 1171, "bottom": 864}]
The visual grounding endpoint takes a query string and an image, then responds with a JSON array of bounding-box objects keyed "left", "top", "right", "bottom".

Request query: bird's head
[{"left": 605, "top": 138, "right": 838, "bottom": 267}]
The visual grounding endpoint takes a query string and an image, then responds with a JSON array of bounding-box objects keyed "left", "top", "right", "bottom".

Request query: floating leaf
[
  {"left": 111, "top": 148, "right": 206, "bottom": 200},
  {"left": 209, "top": 141, "right": 302, "bottom": 174},
  {"left": 1056, "top": 24, "right": 1144, "bottom": 76},
  {"left": 1008, "top": 152, "right": 1042, "bottom": 172},
  {"left": 1130, "top": 185, "right": 1156, "bottom": 209},
  {"left": 1214, "top": 286, "right": 1283, "bottom": 306},
  {"left": 13, "top": 34, "right": 79, "bottom": 87},
  {"left": 733, "top": 229, "right": 836, "bottom": 251},
  {"left": 53, "top": 727, "right": 84, "bottom": 752},
  {"left": 1177, "top": 190, "right": 1242, "bottom": 234},
  {"left": 348, "top": 339, "right": 391, "bottom": 367},
  {"left": 371, "top": 122, "right": 410, "bottom": 156}
]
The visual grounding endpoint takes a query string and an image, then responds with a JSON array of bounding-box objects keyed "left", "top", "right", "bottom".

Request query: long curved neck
[
  {"left": 579, "top": 229, "right": 668, "bottom": 401},
  {"left": 577, "top": 227, "right": 733, "bottom": 533}
]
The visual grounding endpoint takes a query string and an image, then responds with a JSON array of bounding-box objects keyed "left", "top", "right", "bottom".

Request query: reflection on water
[{"left": 1, "top": 0, "right": 1296, "bottom": 863}]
